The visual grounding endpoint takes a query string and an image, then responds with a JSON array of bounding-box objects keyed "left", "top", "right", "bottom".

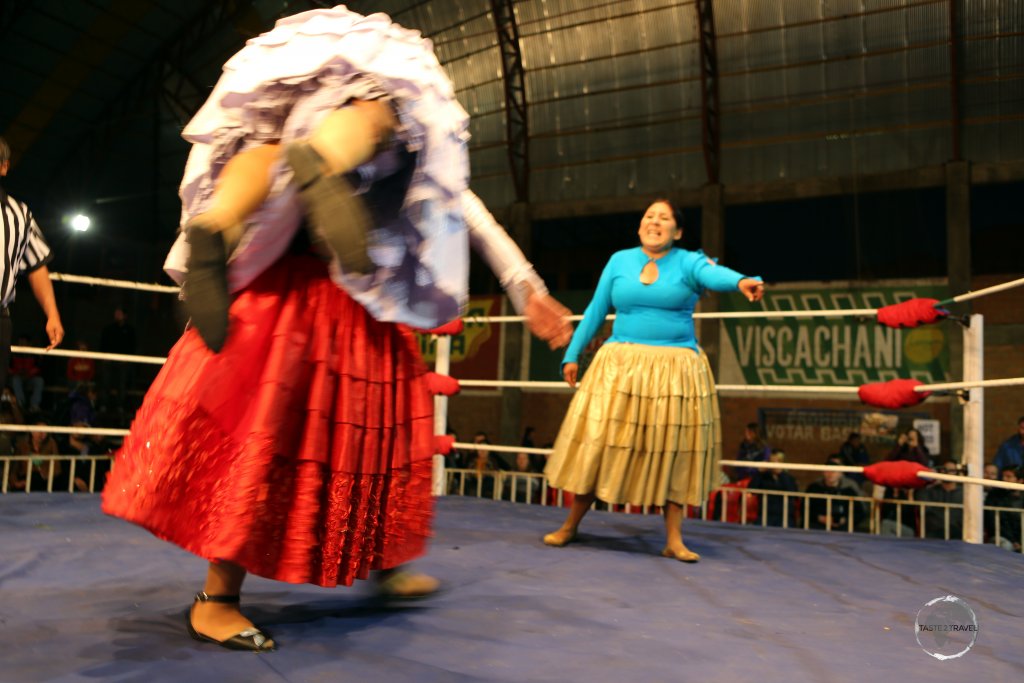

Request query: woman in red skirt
[{"left": 103, "top": 7, "right": 570, "bottom": 652}]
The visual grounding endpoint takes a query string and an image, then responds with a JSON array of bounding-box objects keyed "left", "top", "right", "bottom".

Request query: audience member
[
  {"left": 67, "top": 383, "right": 98, "bottom": 426},
  {"left": 993, "top": 416, "right": 1024, "bottom": 472},
  {"left": 749, "top": 449, "right": 799, "bottom": 527},
  {"left": 9, "top": 334, "right": 44, "bottom": 414},
  {"left": 520, "top": 425, "right": 545, "bottom": 472},
  {"left": 465, "top": 433, "right": 498, "bottom": 498},
  {"left": 9, "top": 420, "right": 62, "bottom": 492},
  {"left": 836, "top": 431, "right": 870, "bottom": 483},
  {"left": 917, "top": 458, "right": 963, "bottom": 539},
  {"left": 100, "top": 307, "right": 136, "bottom": 418},
  {"left": 982, "top": 462, "right": 999, "bottom": 503},
  {"left": 66, "top": 420, "right": 113, "bottom": 492},
  {"left": 729, "top": 422, "right": 770, "bottom": 481},
  {"left": 0, "top": 387, "right": 24, "bottom": 457},
  {"left": 444, "top": 427, "right": 463, "bottom": 469},
  {"left": 984, "top": 466, "right": 1023, "bottom": 552},
  {"left": 805, "top": 455, "right": 865, "bottom": 531},
  {"left": 886, "top": 428, "right": 930, "bottom": 467},
  {"left": 504, "top": 451, "right": 542, "bottom": 503},
  {"left": 66, "top": 341, "right": 97, "bottom": 385}
]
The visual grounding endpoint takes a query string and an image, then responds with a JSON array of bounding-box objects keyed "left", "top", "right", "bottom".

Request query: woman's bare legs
[
  {"left": 192, "top": 98, "right": 394, "bottom": 236},
  {"left": 184, "top": 143, "right": 281, "bottom": 351},
  {"left": 307, "top": 99, "right": 396, "bottom": 175},
  {"left": 663, "top": 500, "right": 700, "bottom": 562},
  {"left": 285, "top": 99, "right": 397, "bottom": 275},
  {"left": 193, "top": 143, "right": 281, "bottom": 237},
  {"left": 189, "top": 561, "right": 274, "bottom": 648},
  {"left": 543, "top": 492, "right": 595, "bottom": 546}
]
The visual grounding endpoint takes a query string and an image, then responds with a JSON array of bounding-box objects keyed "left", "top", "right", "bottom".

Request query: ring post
[
  {"left": 961, "top": 314, "right": 984, "bottom": 543},
  {"left": 432, "top": 334, "right": 452, "bottom": 497}
]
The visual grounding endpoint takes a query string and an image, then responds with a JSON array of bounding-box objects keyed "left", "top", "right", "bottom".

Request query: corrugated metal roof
[{"left": 1, "top": 0, "right": 1019, "bottom": 223}]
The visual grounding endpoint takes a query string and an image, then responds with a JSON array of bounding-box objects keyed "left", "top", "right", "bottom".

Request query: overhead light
[{"left": 71, "top": 214, "right": 91, "bottom": 232}]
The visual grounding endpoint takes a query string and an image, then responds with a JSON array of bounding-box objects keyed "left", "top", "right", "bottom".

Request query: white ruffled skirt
[{"left": 164, "top": 6, "right": 471, "bottom": 330}]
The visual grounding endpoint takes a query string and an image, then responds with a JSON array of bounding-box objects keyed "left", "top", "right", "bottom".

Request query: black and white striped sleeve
[{"left": 19, "top": 210, "right": 52, "bottom": 273}]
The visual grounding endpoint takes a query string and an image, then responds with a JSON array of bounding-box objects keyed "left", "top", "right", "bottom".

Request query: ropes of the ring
[
  {"left": 15, "top": 273, "right": 1019, "bottom": 440},
  {"left": 45, "top": 273, "right": 1024, "bottom": 319},
  {"left": 49, "top": 272, "right": 180, "bottom": 294},
  {"left": 455, "top": 377, "right": 1024, "bottom": 393},
  {"left": 445, "top": 443, "right": 1024, "bottom": 494},
  {"left": 718, "top": 458, "right": 1024, "bottom": 494}
]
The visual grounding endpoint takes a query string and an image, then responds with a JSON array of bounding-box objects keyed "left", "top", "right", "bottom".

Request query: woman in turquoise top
[{"left": 543, "top": 199, "right": 763, "bottom": 562}]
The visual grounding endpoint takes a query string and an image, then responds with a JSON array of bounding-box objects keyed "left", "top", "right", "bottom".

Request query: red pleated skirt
[{"left": 102, "top": 254, "right": 435, "bottom": 587}]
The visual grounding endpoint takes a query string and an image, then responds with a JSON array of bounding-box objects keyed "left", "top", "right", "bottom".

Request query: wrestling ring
[{"left": 1, "top": 271, "right": 1023, "bottom": 681}]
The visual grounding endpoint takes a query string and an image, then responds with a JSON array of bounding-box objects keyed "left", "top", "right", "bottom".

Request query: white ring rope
[
  {"left": 46, "top": 272, "right": 1024, "bottom": 314},
  {"left": 50, "top": 272, "right": 180, "bottom": 294},
  {"left": 719, "top": 459, "right": 1024, "bottom": 493},
  {"left": 912, "top": 377, "right": 1024, "bottom": 392},
  {"left": 453, "top": 441, "right": 553, "bottom": 456},
  {"left": 456, "top": 377, "right": 1024, "bottom": 394},
  {"left": 0, "top": 424, "right": 129, "bottom": 437},
  {"left": 718, "top": 459, "right": 863, "bottom": 474},
  {"left": 457, "top": 379, "right": 571, "bottom": 390},
  {"left": 11, "top": 345, "right": 167, "bottom": 365},
  {"left": 946, "top": 275, "right": 1024, "bottom": 304}
]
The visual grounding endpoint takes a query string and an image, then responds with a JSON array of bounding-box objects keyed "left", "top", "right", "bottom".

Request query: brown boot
[
  {"left": 183, "top": 222, "right": 232, "bottom": 353},
  {"left": 285, "top": 141, "right": 375, "bottom": 275}
]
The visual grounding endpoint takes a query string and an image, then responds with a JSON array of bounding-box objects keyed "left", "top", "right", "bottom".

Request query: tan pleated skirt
[{"left": 545, "top": 343, "right": 722, "bottom": 507}]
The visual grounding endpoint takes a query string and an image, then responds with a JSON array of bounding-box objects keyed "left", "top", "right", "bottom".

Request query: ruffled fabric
[
  {"left": 545, "top": 343, "right": 722, "bottom": 507},
  {"left": 166, "top": 5, "right": 471, "bottom": 329},
  {"left": 102, "top": 254, "right": 435, "bottom": 587}
]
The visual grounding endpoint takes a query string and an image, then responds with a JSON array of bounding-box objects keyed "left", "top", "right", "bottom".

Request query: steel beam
[{"left": 490, "top": 0, "right": 530, "bottom": 202}]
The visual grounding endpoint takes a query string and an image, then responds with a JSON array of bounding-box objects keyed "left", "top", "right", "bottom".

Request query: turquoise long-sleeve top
[{"left": 562, "top": 247, "right": 757, "bottom": 367}]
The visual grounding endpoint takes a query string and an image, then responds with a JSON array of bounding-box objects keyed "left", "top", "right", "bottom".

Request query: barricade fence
[
  {"left": 440, "top": 468, "right": 1022, "bottom": 550},
  {"left": 4, "top": 457, "right": 1021, "bottom": 552},
  {"left": 2, "top": 455, "right": 112, "bottom": 494}
]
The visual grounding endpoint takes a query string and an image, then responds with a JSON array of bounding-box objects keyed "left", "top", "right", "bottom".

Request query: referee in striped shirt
[{"left": 0, "top": 136, "right": 64, "bottom": 395}]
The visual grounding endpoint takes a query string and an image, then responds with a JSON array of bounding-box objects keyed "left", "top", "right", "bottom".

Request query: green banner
[{"left": 720, "top": 282, "right": 951, "bottom": 386}]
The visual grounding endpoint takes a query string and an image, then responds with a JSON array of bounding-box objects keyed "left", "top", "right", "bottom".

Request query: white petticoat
[{"left": 164, "top": 5, "right": 471, "bottom": 329}]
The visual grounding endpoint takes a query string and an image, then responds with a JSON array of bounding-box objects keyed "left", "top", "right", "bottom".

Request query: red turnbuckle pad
[
  {"left": 858, "top": 378, "right": 930, "bottom": 409},
  {"left": 423, "top": 319, "right": 465, "bottom": 336},
  {"left": 432, "top": 434, "right": 455, "bottom": 455},
  {"left": 876, "top": 298, "right": 947, "bottom": 328},
  {"left": 863, "top": 461, "right": 931, "bottom": 489},
  {"left": 425, "top": 372, "right": 460, "bottom": 396}
]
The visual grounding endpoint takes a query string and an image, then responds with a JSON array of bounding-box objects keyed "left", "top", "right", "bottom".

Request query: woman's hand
[
  {"left": 738, "top": 278, "right": 764, "bottom": 303},
  {"left": 524, "top": 292, "right": 573, "bottom": 350},
  {"left": 562, "top": 362, "right": 579, "bottom": 388}
]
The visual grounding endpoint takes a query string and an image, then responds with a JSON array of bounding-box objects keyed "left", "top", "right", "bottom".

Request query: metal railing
[
  {"left": 439, "top": 469, "right": 1023, "bottom": 551},
  {"left": 1, "top": 455, "right": 113, "bottom": 494},
  {"left": 5, "top": 458, "right": 1021, "bottom": 552}
]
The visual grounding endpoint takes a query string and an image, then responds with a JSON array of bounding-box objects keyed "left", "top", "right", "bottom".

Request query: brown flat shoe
[
  {"left": 661, "top": 546, "right": 701, "bottom": 563},
  {"left": 183, "top": 222, "right": 230, "bottom": 353},
  {"left": 542, "top": 529, "right": 577, "bottom": 547},
  {"left": 285, "top": 141, "right": 374, "bottom": 275},
  {"left": 376, "top": 569, "right": 440, "bottom": 601}
]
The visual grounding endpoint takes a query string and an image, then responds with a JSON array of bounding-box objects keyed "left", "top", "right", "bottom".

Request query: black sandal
[
  {"left": 285, "top": 141, "right": 375, "bottom": 275},
  {"left": 183, "top": 223, "right": 231, "bottom": 353},
  {"left": 186, "top": 591, "right": 275, "bottom": 652}
]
